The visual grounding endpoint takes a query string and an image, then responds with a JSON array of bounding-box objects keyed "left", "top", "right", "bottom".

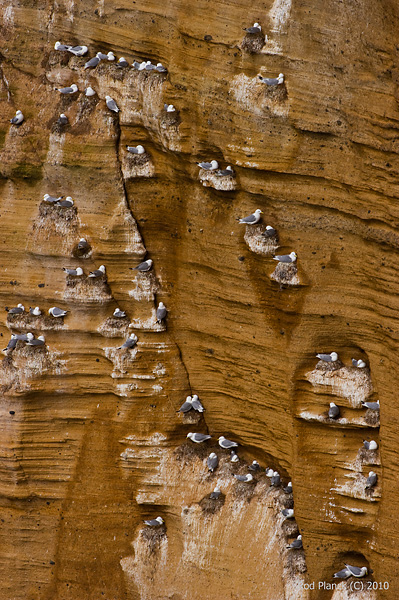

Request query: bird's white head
[
  {"left": 129, "top": 334, "right": 137, "bottom": 340},
  {"left": 34, "top": 307, "right": 41, "bottom": 314},
  {"left": 76, "top": 267, "right": 83, "bottom": 276},
  {"left": 167, "top": 104, "right": 175, "bottom": 112},
  {"left": 107, "top": 52, "right": 115, "bottom": 60},
  {"left": 287, "top": 481, "right": 292, "bottom": 486},
  {"left": 368, "top": 440, "right": 378, "bottom": 450},
  {"left": 289, "top": 251, "right": 297, "bottom": 261},
  {"left": 218, "top": 436, "right": 225, "bottom": 441},
  {"left": 213, "top": 486, "right": 220, "bottom": 493},
  {"left": 226, "top": 166, "right": 233, "bottom": 171},
  {"left": 85, "top": 87, "right": 96, "bottom": 96},
  {"left": 210, "top": 160, "right": 219, "bottom": 168},
  {"left": 209, "top": 452, "right": 216, "bottom": 458},
  {"left": 329, "top": 402, "right": 337, "bottom": 407},
  {"left": 60, "top": 113, "right": 67, "bottom": 119},
  {"left": 55, "top": 41, "right": 61, "bottom": 49},
  {"left": 118, "top": 57, "right": 126, "bottom": 62},
  {"left": 187, "top": 432, "right": 193, "bottom": 438},
  {"left": 79, "top": 238, "right": 86, "bottom": 243},
  {"left": 99, "top": 265, "right": 106, "bottom": 272},
  {"left": 38, "top": 335, "right": 45, "bottom": 342},
  {"left": 27, "top": 333, "right": 34, "bottom": 340},
  {"left": 192, "top": 394, "right": 198, "bottom": 401},
  {"left": 96, "top": 52, "right": 103, "bottom": 58},
  {"left": 278, "top": 73, "right": 285, "bottom": 82},
  {"left": 65, "top": 196, "right": 73, "bottom": 202},
  {"left": 136, "top": 145, "right": 145, "bottom": 154},
  {"left": 156, "top": 517, "right": 164, "bottom": 524},
  {"left": 186, "top": 396, "right": 192, "bottom": 402},
  {"left": 253, "top": 22, "right": 260, "bottom": 28},
  {"left": 297, "top": 535, "right": 302, "bottom": 540},
  {"left": 17, "top": 304, "right": 24, "bottom": 309},
  {"left": 146, "top": 259, "right": 153, "bottom": 267},
  {"left": 369, "top": 471, "right": 376, "bottom": 477},
  {"left": 158, "top": 302, "right": 165, "bottom": 309},
  {"left": 255, "top": 209, "right": 263, "bottom": 216},
  {"left": 16, "top": 110, "right": 23, "bottom": 116},
  {"left": 330, "top": 352, "right": 338, "bottom": 361},
  {"left": 156, "top": 62, "right": 163, "bottom": 67},
  {"left": 105, "top": 95, "right": 112, "bottom": 102}
]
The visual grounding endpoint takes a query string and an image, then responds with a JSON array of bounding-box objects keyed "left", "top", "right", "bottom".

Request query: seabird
[
  {"left": 316, "top": 352, "right": 338, "bottom": 362},
  {"left": 271, "top": 471, "right": 281, "bottom": 487},
  {"left": 156, "top": 302, "right": 167, "bottom": 323},
  {"left": 333, "top": 567, "right": 351, "bottom": 579},
  {"left": 89, "top": 265, "right": 106, "bottom": 278},
  {"left": 84, "top": 53, "right": 102, "bottom": 69},
  {"left": 365, "top": 471, "right": 377, "bottom": 489},
  {"left": 26, "top": 334, "right": 45, "bottom": 347},
  {"left": 48, "top": 307, "right": 68, "bottom": 318},
  {"left": 287, "top": 535, "right": 302, "bottom": 550},
  {"left": 54, "top": 41, "right": 71, "bottom": 51},
  {"left": 127, "top": 145, "right": 145, "bottom": 154},
  {"left": 352, "top": 358, "right": 367, "bottom": 368},
  {"left": 3, "top": 336, "right": 18, "bottom": 353},
  {"left": 105, "top": 96, "right": 119, "bottom": 112},
  {"left": 177, "top": 396, "right": 193, "bottom": 413},
  {"left": 77, "top": 238, "right": 90, "bottom": 251},
  {"left": 156, "top": 63, "right": 167, "bottom": 73},
  {"left": 186, "top": 432, "right": 211, "bottom": 443},
  {"left": 57, "top": 114, "right": 68, "bottom": 126},
  {"left": 144, "top": 516, "right": 164, "bottom": 527},
  {"left": 164, "top": 104, "right": 176, "bottom": 112},
  {"left": 191, "top": 395, "right": 205, "bottom": 412},
  {"left": 132, "top": 60, "right": 141, "bottom": 69},
  {"left": 262, "top": 225, "right": 277, "bottom": 237},
  {"left": 56, "top": 197, "right": 74, "bottom": 208},
  {"left": 230, "top": 450, "right": 239, "bottom": 463},
  {"left": 118, "top": 57, "right": 129, "bottom": 67},
  {"left": 239, "top": 209, "right": 263, "bottom": 225},
  {"left": 218, "top": 436, "right": 238, "bottom": 449},
  {"left": 197, "top": 160, "right": 219, "bottom": 171},
  {"left": 138, "top": 61, "right": 147, "bottom": 71},
  {"left": 63, "top": 267, "right": 84, "bottom": 276},
  {"left": 363, "top": 440, "right": 378, "bottom": 451},
  {"left": 117, "top": 334, "right": 138, "bottom": 350},
  {"left": 234, "top": 474, "right": 253, "bottom": 483},
  {"left": 29, "top": 306, "right": 41, "bottom": 316},
  {"left": 113, "top": 308, "right": 127, "bottom": 318},
  {"left": 361, "top": 400, "right": 380, "bottom": 411},
  {"left": 282, "top": 508, "right": 294, "bottom": 519},
  {"left": 68, "top": 45, "right": 88, "bottom": 56},
  {"left": 265, "top": 468, "right": 274, "bottom": 477},
  {"left": 106, "top": 52, "right": 115, "bottom": 61},
  {"left": 207, "top": 452, "right": 219, "bottom": 472},
  {"left": 273, "top": 251, "right": 297, "bottom": 263},
  {"left": 243, "top": 22, "right": 262, "bottom": 33},
  {"left": 210, "top": 486, "right": 221, "bottom": 499},
  {"left": 85, "top": 87, "right": 96, "bottom": 97},
  {"left": 131, "top": 259, "right": 153, "bottom": 272},
  {"left": 259, "top": 73, "right": 284, "bottom": 86},
  {"left": 328, "top": 402, "right": 340, "bottom": 419},
  {"left": 56, "top": 84, "right": 78, "bottom": 94},
  {"left": 7, "top": 303, "right": 25, "bottom": 314},
  {"left": 145, "top": 62, "right": 156, "bottom": 70},
  {"left": 96, "top": 52, "right": 109, "bottom": 60},
  {"left": 10, "top": 110, "right": 24, "bottom": 125},
  {"left": 43, "top": 194, "right": 62, "bottom": 203},
  {"left": 284, "top": 481, "right": 293, "bottom": 494},
  {"left": 215, "top": 166, "right": 235, "bottom": 177},
  {"left": 345, "top": 565, "right": 369, "bottom": 578},
  {"left": 249, "top": 460, "right": 261, "bottom": 471},
  {"left": 14, "top": 333, "right": 29, "bottom": 341}
]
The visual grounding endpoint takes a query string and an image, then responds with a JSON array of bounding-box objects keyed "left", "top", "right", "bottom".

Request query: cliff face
[{"left": 0, "top": 0, "right": 398, "bottom": 598}]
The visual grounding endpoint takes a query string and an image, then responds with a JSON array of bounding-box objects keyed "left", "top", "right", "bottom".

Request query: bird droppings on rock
[
  {"left": 7, "top": 312, "right": 66, "bottom": 331},
  {"left": 129, "top": 271, "right": 160, "bottom": 302},
  {"left": 104, "top": 345, "right": 138, "bottom": 377},
  {"left": 31, "top": 201, "right": 79, "bottom": 253},
  {"left": 140, "top": 524, "right": 167, "bottom": 550},
  {"left": 307, "top": 365, "right": 373, "bottom": 407}
]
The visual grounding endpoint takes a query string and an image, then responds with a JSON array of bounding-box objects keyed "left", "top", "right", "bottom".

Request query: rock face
[{"left": 0, "top": 0, "right": 398, "bottom": 599}]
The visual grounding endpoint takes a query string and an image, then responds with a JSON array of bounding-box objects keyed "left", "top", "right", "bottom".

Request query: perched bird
[
  {"left": 156, "top": 302, "right": 167, "bottom": 323},
  {"left": 191, "top": 395, "right": 205, "bottom": 412},
  {"left": 334, "top": 565, "right": 368, "bottom": 579},
  {"left": 118, "top": 57, "right": 129, "bottom": 67},
  {"left": 117, "top": 334, "right": 138, "bottom": 350},
  {"left": 10, "top": 110, "right": 24, "bottom": 125},
  {"left": 54, "top": 41, "right": 71, "bottom": 51},
  {"left": 262, "top": 225, "right": 277, "bottom": 237},
  {"left": 333, "top": 567, "right": 352, "bottom": 580},
  {"left": 328, "top": 402, "right": 340, "bottom": 419},
  {"left": 145, "top": 62, "right": 156, "bottom": 71},
  {"left": 287, "top": 535, "right": 303, "bottom": 550},
  {"left": 234, "top": 474, "right": 253, "bottom": 483},
  {"left": 43, "top": 193, "right": 62, "bottom": 203},
  {"left": 259, "top": 73, "right": 284, "bottom": 86},
  {"left": 362, "top": 400, "right": 380, "bottom": 411},
  {"left": 7, "top": 303, "right": 25, "bottom": 314},
  {"left": 55, "top": 84, "right": 78, "bottom": 94},
  {"left": 239, "top": 209, "right": 262, "bottom": 225},
  {"left": 273, "top": 251, "right": 297, "bottom": 263},
  {"left": 155, "top": 63, "right": 167, "bottom": 73},
  {"left": 164, "top": 104, "right": 176, "bottom": 112},
  {"left": 271, "top": 471, "right": 281, "bottom": 487},
  {"left": 127, "top": 145, "right": 145, "bottom": 154},
  {"left": 56, "top": 197, "right": 74, "bottom": 208},
  {"left": 3, "top": 336, "right": 18, "bottom": 352},
  {"left": 84, "top": 53, "right": 102, "bottom": 69},
  {"left": 207, "top": 452, "right": 219, "bottom": 472},
  {"left": 77, "top": 238, "right": 90, "bottom": 252},
  {"left": 210, "top": 486, "right": 221, "bottom": 499},
  {"left": 197, "top": 160, "right": 219, "bottom": 171},
  {"left": 26, "top": 334, "right": 45, "bottom": 347},
  {"left": 265, "top": 468, "right": 274, "bottom": 478},
  {"left": 105, "top": 96, "right": 119, "bottom": 113},
  {"left": 63, "top": 267, "right": 83, "bottom": 276},
  {"left": 363, "top": 440, "right": 378, "bottom": 451},
  {"left": 132, "top": 60, "right": 141, "bottom": 69},
  {"left": 317, "top": 351, "right": 338, "bottom": 362},
  {"left": 243, "top": 22, "right": 262, "bottom": 33},
  {"left": 14, "top": 333, "right": 29, "bottom": 341},
  {"left": 89, "top": 265, "right": 106, "bottom": 278},
  {"left": 131, "top": 259, "right": 153, "bottom": 272},
  {"left": 144, "top": 516, "right": 164, "bottom": 527},
  {"left": 85, "top": 87, "right": 96, "bottom": 97},
  {"left": 48, "top": 307, "right": 68, "bottom": 318},
  {"left": 218, "top": 436, "right": 238, "bottom": 449},
  {"left": 96, "top": 52, "right": 110, "bottom": 60},
  {"left": 215, "top": 166, "right": 235, "bottom": 177},
  {"left": 138, "top": 61, "right": 147, "bottom": 71},
  {"left": 68, "top": 45, "right": 88, "bottom": 56},
  {"left": 365, "top": 471, "right": 377, "bottom": 489},
  {"left": 57, "top": 114, "right": 68, "bottom": 126},
  {"left": 106, "top": 51, "right": 115, "bottom": 61},
  {"left": 352, "top": 358, "right": 366, "bottom": 368},
  {"left": 283, "top": 481, "right": 293, "bottom": 494},
  {"left": 177, "top": 396, "right": 193, "bottom": 413},
  {"left": 230, "top": 450, "right": 239, "bottom": 463},
  {"left": 186, "top": 432, "right": 211, "bottom": 443},
  {"left": 249, "top": 460, "right": 260, "bottom": 472},
  {"left": 113, "top": 308, "right": 127, "bottom": 318},
  {"left": 281, "top": 508, "right": 294, "bottom": 519},
  {"left": 29, "top": 306, "right": 41, "bottom": 316}
]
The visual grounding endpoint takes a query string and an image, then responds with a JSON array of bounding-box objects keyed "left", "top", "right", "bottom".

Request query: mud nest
[
  {"left": 270, "top": 262, "right": 299, "bottom": 286},
  {"left": 127, "top": 152, "right": 151, "bottom": 167},
  {"left": 199, "top": 493, "right": 225, "bottom": 515},
  {"left": 38, "top": 201, "right": 77, "bottom": 223},
  {"left": 46, "top": 50, "right": 70, "bottom": 68},
  {"left": 174, "top": 441, "right": 213, "bottom": 465},
  {"left": 262, "top": 84, "right": 288, "bottom": 102},
  {"left": 315, "top": 359, "right": 344, "bottom": 372},
  {"left": 281, "top": 520, "right": 299, "bottom": 537},
  {"left": 98, "top": 317, "right": 130, "bottom": 338},
  {"left": 140, "top": 525, "right": 166, "bottom": 551},
  {"left": 161, "top": 111, "right": 181, "bottom": 129},
  {"left": 244, "top": 224, "right": 279, "bottom": 255},
  {"left": 358, "top": 447, "right": 379, "bottom": 464},
  {"left": 232, "top": 480, "right": 256, "bottom": 502},
  {"left": 286, "top": 550, "right": 307, "bottom": 574},
  {"left": 364, "top": 409, "right": 380, "bottom": 427},
  {"left": 7, "top": 314, "right": 65, "bottom": 331},
  {"left": 51, "top": 119, "right": 70, "bottom": 135},
  {"left": 181, "top": 411, "right": 203, "bottom": 425},
  {"left": 241, "top": 33, "right": 265, "bottom": 54},
  {"left": 278, "top": 494, "right": 294, "bottom": 510}
]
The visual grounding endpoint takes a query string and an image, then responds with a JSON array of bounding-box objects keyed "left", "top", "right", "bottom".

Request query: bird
[
  {"left": 191, "top": 395, "right": 205, "bottom": 412},
  {"left": 106, "top": 51, "right": 115, "bottom": 61},
  {"left": 54, "top": 41, "right": 71, "bottom": 51},
  {"left": 3, "top": 336, "right": 18, "bottom": 353},
  {"left": 361, "top": 400, "right": 380, "bottom": 411},
  {"left": 132, "top": 60, "right": 141, "bottom": 69},
  {"left": 365, "top": 471, "right": 377, "bottom": 489},
  {"left": 210, "top": 486, "right": 221, "bottom": 499},
  {"left": 363, "top": 440, "right": 378, "bottom": 451},
  {"left": 265, "top": 468, "right": 274, "bottom": 477},
  {"left": 113, "top": 308, "right": 127, "bottom": 318},
  {"left": 68, "top": 45, "right": 88, "bottom": 56},
  {"left": 243, "top": 22, "right": 262, "bottom": 33},
  {"left": 43, "top": 194, "right": 62, "bottom": 203},
  {"left": 89, "top": 265, "right": 106, "bottom": 278},
  {"left": 273, "top": 251, "right": 297, "bottom": 263},
  {"left": 197, "top": 160, "right": 219, "bottom": 171},
  {"left": 177, "top": 396, "right": 193, "bottom": 413},
  {"left": 230, "top": 450, "right": 239, "bottom": 463},
  {"left": 207, "top": 453, "right": 219, "bottom": 472},
  {"left": 218, "top": 436, "right": 238, "bottom": 449},
  {"left": 333, "top": 567, "right": 352, "bottom": 579},
  {"left": 117, "top": 334, "right": 138, "bottom": 350},
  {"left": 118, "top": 57, "right": 129, "bottom": 67},
  {"left": 84, "top": 53, "right": 102, "bottom": 69},
  {"left": 317, "top": 352, "right": 338, "bottom": 362},
  {"left": 131, "top": 259, "right": 153, "bottom": 272},
  {"left": 55, "top": 84, "right": 78, "bottom": 94},
  {"left": 215, "top": 166, "right": 235, "bottom": 177},
  {"left": 144, "top": 516, "right": 164, "bottom": 527},
  {"left": 262, "top": 225, "right": 278, "bottom": 237},
  {"left": 48, "top": 307, "right": 68, "bottom": 318},
  {"left": 26, "top": 334, "right": 45, "bottom": 347},
  {"left": 164, "top": 104, "right": 176, "bottom": 112},
  {"left": 328, "top": 402, "right": 340, "bottom": 419},
  {"left": 283, "top": 481, "right": 293, "bottom": 494},
  {"left": 234, "top": 474, "right": 253, "bottom": 483},
  {"left": 281, "top": 508, "right": 294, "bottom": 519},
  {"left": 126, "top": 145, "right": 145, "bottom": 154},
  {"left": 186, "top": 432, "right": 211, "bottom": 443},
  {"left": 155, "top": 63, "right": 167, "bottom": 73},
  {"left": 137, "top": 61, "right": 147, "bottom": 71},
  {"left": 57, "top": 114, "right": 68, "bottom": 126},
  {"left": 259, "top": 73, "right": 284, "bottom": 86},
  {"left": 56, "top": 197, "right": 74, "bottom": 208},
  {"left": 29, "top": 306, "right": 41, "bottom": 316},
  {"left": 7, "top": 303, "right": 25, "bottom": 314},
  {"left": 77, "top": 238, "right": 90, "bottom": 251},
  {"left": 14, "top": 333, "right": 29, "bottom": 341},
  {"left": 248, "top": 460, "right": 261, "bottom": 471},
  {"left": 287, "top": 535, "right": 303, "bottom": 550},
  {"left": 352, "top": 358, "right": 367, "bottom": 368},
  {"left": 85, "top": 87, "right": 96, "bottom": 97},
  {"left": 145, "top": 62, "right": 156, "bottom": 71},
  {"left": 271, "top": 471, "right": 281, "bottom": 487},
  {"left": 10, "top": 110, "right": 24, "bottom": 125},
  {"left": 105, "top": 96, "right": 119, "bottom": 112},
  {"left": 156, "top": 302, "right": 167, "bottom": 323},
  {"left": 238, "top": 209, "right": 262, "bottom": 225},
  {"left": 334, "top": 565, "right": 368, "bottom": 579},
  {"left": 63, "top": 267, "right": 83, "bottom": 276}
]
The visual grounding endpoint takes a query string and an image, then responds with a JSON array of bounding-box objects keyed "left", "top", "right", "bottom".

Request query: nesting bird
[
  {"left": 77, "top": 238, "right": 90, "bottom": 252},
  {"left": 3, "top": 336, "right": 18, "bottom": 353},
  {"left": 63, "top": 267, "right": 84, "bottom": 276},
  {"left": 287, "top": 535, "right": 302, "bottom": 550},
  {"left": 352, "top": 358, "right": 366, "bottom": 368},
  {"left": 49, "top": 307, "right": 68, "bottom": 318},
  {"left": 259, "top": 73, "right": 284, "bottom": 86},
  {"left": 328, "top": 402, "right": 340, "bottom": 419},
  {"left": 215, "top": 166, "right": 235, "bottom": 177},
  {"left": 186, "top": 432, "right": 212, "bottom": 443},
  {"left": 26, "top": 334, "right": 45, "bottom": 347},
  {"left": 10, "top": 110, "right": 24, "bottom": 125},
  {"left": 54, "top": 41, "right": 71, "bottom": 51},
  {"left": 117, "top": 334, "right": 138, "bottom": 350},
  {"left": 89, "top": 265, "right": 106, "bottom": 278},
  {"left": 156, "top": 302, "right": 167, "bottom": 323},
  {"left": 85, "top": 87, "right": 96, "bottom": 97},
  {"left": 118, "top": 57, "right": 129, "bottom": 67},
  {"left": 144, "top": 516, "right": 164, "bottom": 527},
  {"left": 283, "top": 481, "right": 293, "bottom": 494},
  {"left": 230, "top": 450, "right": 239, "bottom": 463},
  {"left": 244, "top": 22, "right": 262, "bottom": 33},
  {"left": 234, "top": 474, "right": 253, "bottom": 483},
  {"left": 207, "top": 453, "right": 219, "bottom": 472},
  {"left": 84, "top": 53, "right": 102, "bottom": 69},
  {"left": 57, "top": 114, "right": 68, "bottom": 126},
  {"left": 29, "top": 306, "right": 41, "bottom": 316},
  {"left": 56, "top": 197, "right": 74, "bottom": 208},
  {"left": 191, "top": 395, "right": 205, "bottom": 412},
  {"left": 317, "top": 351, "right": 338, "bottom": 362},
  {"left": 43, "top": 194, "right": 62, "bottom": 203},
  {"left": 218, "top": 436, "right": 238, "bottom": 449},
  {"left": 262, "top": 225, "right": 278, "bottom": 238},
  {"left": 362, "top": 400, "right": 380, "bottom": 411},
  {"left": 363, "top": 440, "right": 378, "bottom": 451},
  {"left": 273, "top": 251, "right": 297, "bottom": 263},
  {"left": 177, "top": 396, "right": 193, "bottom": 413},
  {"left": 365, "top": 471, "right": 378, "bottom": 489},
  {"left": 197, "top": 160, "right": 219, "bottom": 171},
  {"left": 127, "top": 145, "right": 145, "bottom": 154},
  {"left": 270, "top": 471, "right": 281, "bottom": 487},
  {"left": 7, "top": 303, "right": 25, "bottom": 314},
  {"left": 210, "top": 486, "right": 221, "bottom": 499},
  {"left": 132, "top": 259, "right": 153, "bottom": 272},
  {"left": 105, "top": 96, "right": 119, "bottom": 112},
  {"left": 68, "top": 45, "right": 88, "bottom": 56},
  {"left": 113, "top": 308, "right": 127, "bottom": 318},
  {"left": 239, "top": 209, "right": 262, "bottom": 225},
  {"left": 334, "top": 565, "right": 369, "bottom": 579},
  {"left": 248, "top": 460, "right": 260, "bottom": 472},
  {"left": 56, "top": 84, "right": 78, "bottom": 94},
  {"left": 156, "top": 63, "right": 167, "bottom": 73},
  {"left": 281, "top": 508, "right": 294, "bottom": 519}
]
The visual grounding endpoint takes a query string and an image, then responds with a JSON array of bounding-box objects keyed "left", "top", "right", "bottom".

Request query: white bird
[
  {"left": 352, "top": 358, "right": 366, "bottom": 368},
  {"left": 118, "top": 57, "right": 129, "bottom": 67},
  {"left": 284, "top": 481, "right": 293, "bottom": 494},
  {"left": 156, "top": 302, "right": 167, "bottom": 323},
  {"left": 191, "top": 394, "right": 205, "bottom": 412},
  {"left": 156, "top": 63, "right": 167, "bottom": 73},
  {"left": 265, "top": 468, "right": 274, "bottom": 477},
  {"left": 56, "top": 84, "right": 78, "bottom": 94},
  {"left": 29, "top": 306, "right": 41, "bottom": 316},
  {"left": 218, "top": 436, "right": 238, "bottom": 449},
  {"left": 230, "top": 450, "right": 239, "bottom": 463},
  {"left": 105, "top": 95, "right": 119, "bottom": 113},
  {"left": 239, "top": 209, "right": 263, "bottom": 225},
  {"left": 287, "top": 535, "right": 303, "bottom": 550},
  {"left": 89, "top": 265, "right": 106, "bottom": 278},
  {"left": 271, "top": 471, "right": 281, "bottom": 487},
  {"left": 234, "top": 474, "right": 253, "bottom": 483},
  {"left": 197, "top": 160, "right": 219, "bottom": 171},
  {"left": 127, "top": 145, "right": 145, "bottom": 154},
  {"left": 43, "top": 193, "right": 62, "bottom": 203},
  {"left": 117, "top": 334, "right": 138, "bottom": 350},
  {"left": 345, "top": 565, "right": 369, "bottom": 578},
  {"left": 316, "top": 351, "right": 338, "bottom": 362},
  {"left": 27, "top": 334, "right": 45, "bottom": 347},
  {"left": 3, "top": 336, "right": 18, "bottom": 353},
  {"left": 361, "top": 400, "right": 380, "bottom": 410},
  {"left": 365, "top": 471, "right": 377, "bottom": 489},
  {"left": 56, "top": 197, "right": 74, "bottom": 208},
  {"left": 282, "top": 508, "right": 294, "bottom": 519},
  {"left": 243, "top": 22, "right": 262, "bottom": 33},
  {"left": 363, "top": 440, "right": 378, "bottom": 451},
  {"left": 63, "top": 267, "right": 83, "bottom": 276},
  {"left": 262, "top": 225, "right": 278, "bottom": 237},
  {"left": 164, "top": 104, "right": 176, "bottom": 112},
  {"left": 84, "top": 53, "right": 102, "bottom": 69},
  {"left": 131, "top": 259, "right": 153, "bottom": 272},
  {"left": 7, "top": 303, "right": 25, "bottom": 314},
  {"left": 248, "top": 460, "right": 260, "bottom": 471},
  {"left": 107, "top": 51, "right": 115, "bottom": 61},
  {"left": 273, "top": 251, "right": 297, "bottom": 263},
  {"left": 177, "top": 396, "right": 193, "bottom": 413},
  {"left": 138, "top": 61, "right": 147, "bottom": 71},
  {"left": 215, "top": 166, "right": 235, "bottom": 177},
  {"left": 54, "top": 41, "right": 71, "bottom": 51},
  {"left": 144, "top": 516, "right": 164, "bottom": 527},
  {"left": 186, "top": 432, "right": 211, "bottom": 443},
  {"left": 68, "top": 45, "right": 88, "bottom": 56},
  {"left": 113, "top": 308, "right": 127, "bottom": 318},
  {"left": 328, "top": 402, "right": 340, "bottom": 419},
  {"left": 10, "top": 110, "right": 24, "bottom": 125},
  {"left": 207, "top": 453, "right": 218, "bottom": 472},
  {"left": 259, "top": 73, "right": 284, "bottom": 86},
  {"left": 48, "top": 307, "right": 68, "bottom": 318},
  {"left": 85, "top": 87, "right": 96, "bottom": 97}
]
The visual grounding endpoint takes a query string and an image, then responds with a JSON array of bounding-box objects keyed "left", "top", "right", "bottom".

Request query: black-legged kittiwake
[
  {"left": 156, "top": 63, "right": 167, "bottom": 73},
  {"left": 328, "top": 402, "right": 340, "bottom": 419},
  {"left": 243, "top": 22, "right": 262, "bottom": 33},
  {"left": 265, "top": 468, "right": 274, "bottom": 477},
  {"left": 210, "top": 486, "right": 221, "bottom": 499},
  {"left": 334, "top": 565, "right": 368, "bottom": 579},
  {"left": 131, "top": 259, "right": 153, "bottom": 272},
  {"left": 249, "top": 460, "right": 260, "bottom": 471},
  {"left": 230, "top": 450, "right": 239, "bottom": 463},
  {"left": 282, "top": 508, "right": 294, "bottom": 519},
  {"left": 117, "top": 334, "right": 137, "bottom": 350},
  {"left": 262, "top": 225, "right": 277, "bottom": 237},
  {"left": 144, "top": 516, "right": 164, "bottom": 526},
  {"left": 284, "top": 481, "right": 293, "bottom": 494},
  {"left": 3, "top": 336, "right": 18, "bottom": 353},
  {"left": 105, "top": 96, "right": 119, "bottom": 112},
  {"left": 84, "top": 53, "right": 102, "bottom": 69},
  {"left": 10, "top": 110, "right": 24, "bottom": 125},
  {"left": 118, "top": 57, "right": 129, "bottom": 67},
  {"left": 273, "top": 251, "right": 297, "bottom": 263},
  {"left": 365, "top": 471, "right": 377, "bottom": 489},
  {"left": 43, "top": 194, "right": 62, "bottom": 203},
  {"left": 7, "top": 304, "right": 25, "bottom": 314},
  {"left": 68, "top": 45, "right": 88, "bottom": 56},
  {"left": 26, "top": 334, "right": 45, "bottom": 347},
  {"left": 316, "top": 352, "right": 338, "bottom": 362},
  {"left": 191, "top": 395, "right": 205, "bottom": 412},
  {"left": 362, "top": 400, "right": 380, "bottom": 410},
  {"left": 352, "top": 358, "right": 366, "bottom": 368},
  {"left": 56, "top": 197, "right": 74, "bottom": 208},
  {"left": 239, "top": 209, "right": 262, "bottom": 224},
  {"left": 113, "top": 308, "right": 127, "bottom": 318},
  {"left": 234, "top": 474, "right": 253, "bottom": 483},
  {"left": 287, "top": 535, "right": 302, "bottom": 550},
  {"left": 215, "top": 166, "right": 235, "bottom": 177},
  {"left": 63, "top": 267, "right": 83, "bottom": 276},
  {"left": 271, "top": 471, "right": 281, "bottom": 487},
  {"left": 164, "top": 104, "right": 176, "bottom": 112},
  {"left": 89, "top": 265, "right": 106, "bottom": 278},
  {"left": 57, "top": 114, "right": 68, "bottom": 126},
  {"left": 106, "top": 52, "right": 115, "bottom": 61},
  {"left": 156, "top": 302, "right": 167, "bottom": 323},
  {"left": 29, "top": 306, "right": 41, "bottom": 316},
  {"left": 207, "top": 452, "right": 218, "bottom": 472},
  {"left": 177, "top": 396, "right": 193, "bottom": 413},
  {"left": 197, "top": 160, "right": 219, "bottom": 170},
  {"left": 127, "top": 145, "right": 145, "bottom": 154},
  {"left": 218, "top": 436, "right": 238, "bottom": 449},
  {"left": 186, "top": 432, "right": 211, "bottom": 443},
  {"left": 259, "top": 73, "right": 284, "bottom": 85},
  {"left": 54, "top": 41, "right": 71, "bottom": 51},
  {"left": 49, "top": 307, "right": 68, "bottom": 317},
  {"left": 56, "top": 84, "right": 78, "bottom": 94},
  {"left": 85, "top": 87, "right": 96, "bottom": 97},
  {"left": 363, "top": 440, "right": 378, "bottom": 450}
]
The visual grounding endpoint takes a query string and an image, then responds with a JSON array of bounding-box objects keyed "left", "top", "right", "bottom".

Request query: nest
[
  {"left": 174, "top": 441, "right": 213, "bottom": 465},
  {"left": 286, "top": 550, "right": 307, "bottom": 574},
  {"left": 64, "top": 276, "right": 112, "bottom": 303},
  {"left": 241, "top": 33, "right": 265, "bottom": 54},
  {"left": 160, "top": 111, "right": 181, "bottom": 129},
  {"left": 199, "top": 170, "right": 237, "bottom": 191},
  {"left": 364, "top": 409, "right": 380, "bottom": 426},
  {"left": 262, "top": 84, "right": 288, "bottom": 102},
  {"left": 244, "top": 224, "right": 279, "bottom": 256},
  {"left": 37, "top": 201, "right": 77, "bottom": 223},
  {"left": 315, "top": 359, "right": 344, "bottom": 373},
  {"left": 199, "top": 493, "right": 225, "bottom": 515},
  {"left": 270, "top": 262, "right": 300, "bottom": 286},
  {"left": 6, "top": 314, "right": 65, "bottom": 331},
  {"left": 51, "top": 119, "right": 70, "bottom": 135},
  {"left": 140, "top": 526, "right": 166, "bottom": 551},
  {"left": 98, "top": 317, "right": 130, "bottom": 338},
  {"left": 281, "top": 520, "right": 299, "bottom": 537},
  {"left": 232, "top": 480, "right": 256, "bottom": 502},
  {"left": 181, "top": 411, "right": 203, "bottom": 425},
  {"left": 358, "top": 447, "right": 379, "bottom": 465},
  {"left": 127, "top": 152, "right": 151, "bottom": 167},
  {"left": 47, "top": 50, "right": 70, "bottom": 68}
]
